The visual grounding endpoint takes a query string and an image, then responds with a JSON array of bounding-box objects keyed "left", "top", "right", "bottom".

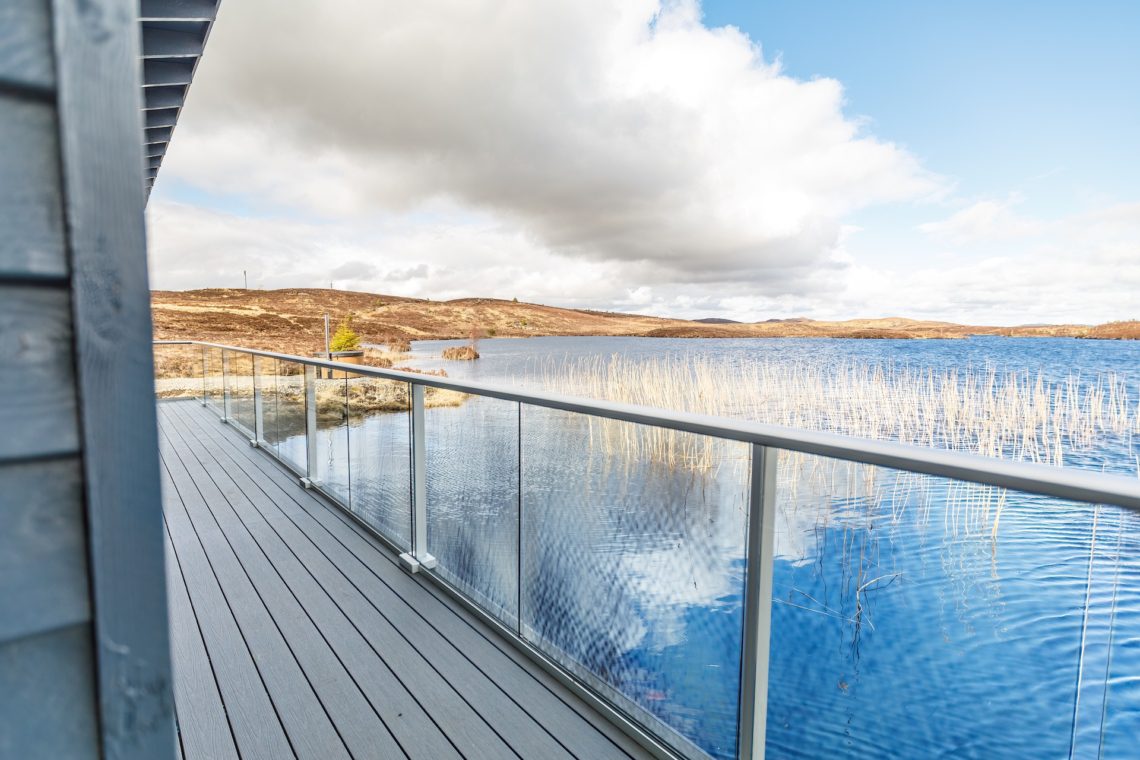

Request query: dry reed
[
  {"left": 442, "top": 345, "right": 480, "bottom": 360},
  {"left": 548, "top": 356, "right": 1138, "bottom": 471},
  {"left": 545, "top": 356, "right": 1139, "bottom": 540}
]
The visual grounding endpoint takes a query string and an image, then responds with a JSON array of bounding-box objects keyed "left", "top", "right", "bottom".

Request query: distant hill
[{"left": 150, "top": 288, "right": 1136, "bottom": 354}]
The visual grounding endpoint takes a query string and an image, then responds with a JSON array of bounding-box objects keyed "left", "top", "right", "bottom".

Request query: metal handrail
[{"left": 156, "top": 339, "right": 1140, "bottom": 512}]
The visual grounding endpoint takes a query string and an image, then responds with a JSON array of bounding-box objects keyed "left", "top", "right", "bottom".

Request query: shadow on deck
[{"left": 158, "top": 399, "right": 649, "bottom": 760}]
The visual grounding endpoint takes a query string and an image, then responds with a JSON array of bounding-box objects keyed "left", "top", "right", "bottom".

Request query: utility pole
[{"left": 323, "top": 313, "right": 331, "bottom": 360}]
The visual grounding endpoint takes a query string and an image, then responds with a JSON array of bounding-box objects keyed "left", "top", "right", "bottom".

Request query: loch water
[{"left": 279, "top": 336, "right": 1140, "bottom": 758}]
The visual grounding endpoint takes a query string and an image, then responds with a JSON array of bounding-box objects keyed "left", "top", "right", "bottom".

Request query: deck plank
[
  {"left": 167, "top": 400, "right": 643, "bottom": 759},
  {"left": 164, "top": 405, "right": 503, "bottom": 759},
  {"left": 160, "top": 413, "right": 415, "bottom": 760},
  {"left": 161, "top": 431, "right": 351, "bottom": 760},
  {"left": 168, "top": 404, "right": 623, "bottom": 760},
  {"left": 160, "top": 399, "right": 649, "bottom": 760},
  {"left": 160, "top": 445, "right": 298, "bottom": 760},
  {"left": 162, "top": 518, "right": 239, "bottom": 760}
]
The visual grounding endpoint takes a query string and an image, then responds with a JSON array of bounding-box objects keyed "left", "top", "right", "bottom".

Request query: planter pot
[{"left": 316, "top": 350, "right": 364, "bottom": 379}]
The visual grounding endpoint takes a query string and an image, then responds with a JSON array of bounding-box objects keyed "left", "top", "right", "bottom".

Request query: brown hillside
[
  {"left": 151, "top": 288, "right": 1131, "bottom": 354},
  {"left": 151, "top": 288, "right": 686, "bottom": 355},
  {"left": 1085, "top": 321, "right": 1140, "bottom": 340}
]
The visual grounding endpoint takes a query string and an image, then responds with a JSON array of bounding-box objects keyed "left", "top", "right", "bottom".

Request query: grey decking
[{"left": 157, "top": 399, "right": 649, "bottom": 760}]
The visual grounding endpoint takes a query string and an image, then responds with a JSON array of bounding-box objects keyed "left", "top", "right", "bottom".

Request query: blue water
[{"left": 307, "top": 336, "right": 1140, "bottom": 758}]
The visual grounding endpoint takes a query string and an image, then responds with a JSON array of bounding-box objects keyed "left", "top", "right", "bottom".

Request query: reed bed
[
  {"left": 543, "top": 356, "right": 1139, "bottom": 645},
  {"left": 548, "top": 356, "right": 1139, "bottom": 471},
  {"left": 545, "top": 356, "right": 1139, "bottom": 543}
]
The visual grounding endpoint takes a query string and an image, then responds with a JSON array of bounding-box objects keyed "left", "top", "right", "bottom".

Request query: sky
[{"left": 147, "top": 0, "right": 1140, "bottom": 325}]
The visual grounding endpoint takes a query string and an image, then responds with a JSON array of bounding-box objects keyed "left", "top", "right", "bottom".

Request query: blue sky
[
  {"left": 704, "top": 0, "right": 1140, "bottom": 211},
  {"left": 150, "top": 0, "right": 1139, "bottom": 323}
]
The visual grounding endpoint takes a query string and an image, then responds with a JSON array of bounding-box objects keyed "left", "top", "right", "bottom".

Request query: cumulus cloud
[
  {"left": 834, "top": 202, "right": 1140, "bottom": 324},
  {"left": 151, "top": 0, "right": 1135, "bottom": 324},
  {"left": 162, "top": 0, "right": 941, "bottom": 294},
  {"left": 918, "top": 195, "right": 1042, "bottom": 244},
  {"left": 148, "top": 197, "right": 1139, "bottom": 324},
  {"left": 147, "top": 201, "right": 654, "bottom": 308}
]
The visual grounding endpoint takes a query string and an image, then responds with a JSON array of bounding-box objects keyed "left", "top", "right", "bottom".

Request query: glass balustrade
[
  {"left": 162, "top": 342, "right": 1140, "bottom": 760},
  {"left": 426, "top": 395, "right": 520, "bottom": 627},
  {"left": 346, "top": 375, "right": 413, "bottom": 551},
  {"left": 273, "top": 359, "right": 309, "bottom": 474}
]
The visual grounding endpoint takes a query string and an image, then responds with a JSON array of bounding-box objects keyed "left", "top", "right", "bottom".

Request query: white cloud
[
  {"left": 833, "top": 202, "right": 1140, "bottom": 324},
  {"left": 159, "top": 0, "right": 941, "bottom": 295},
  {"left": 150, "top": 0, "right": 1137, "bottom": 324},
  {"left": 148, "top": 197, "right": 1140, "bottom": 324},
  {"left": 146, "top": 201, "right": 652, "bottom": 307},
  {"left": 917, "top": 195, "right": 1042, "bottom": 244}
]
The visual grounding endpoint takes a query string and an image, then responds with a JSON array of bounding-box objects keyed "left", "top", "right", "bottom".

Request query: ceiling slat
[{"left": 139, "top": 1, "right": 220, "bottom": 196}]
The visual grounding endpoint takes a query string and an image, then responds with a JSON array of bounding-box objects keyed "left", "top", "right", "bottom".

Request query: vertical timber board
[{"left": 50, "top": 0, "right": 177, "bottom": 758}]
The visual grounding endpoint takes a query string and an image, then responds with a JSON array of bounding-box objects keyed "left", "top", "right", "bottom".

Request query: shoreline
[{"left": 151, "top": 288, "right": 1139, "bottom": 348}]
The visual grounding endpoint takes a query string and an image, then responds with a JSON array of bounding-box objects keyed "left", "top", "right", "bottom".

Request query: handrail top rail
[{"left": 155, "top": 339, "right": 1140, "bottom": 512}]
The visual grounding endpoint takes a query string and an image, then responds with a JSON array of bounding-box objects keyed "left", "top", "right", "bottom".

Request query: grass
[
  {"left": 188, "top": 374, "right": 465, "bottom": 417},
  {"left": 153, "top": 343, "right": 465, "bottom": 414},
  {"left": 442, "top": 345, "right": 480, "bottom": 360},
  {"left": 385, "top": 335, "right": 412, "bottom": 353}
]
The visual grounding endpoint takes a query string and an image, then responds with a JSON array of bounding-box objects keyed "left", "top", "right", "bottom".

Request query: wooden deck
[{"left": 157, "top": 399, "right": 650, "bottom": 760}]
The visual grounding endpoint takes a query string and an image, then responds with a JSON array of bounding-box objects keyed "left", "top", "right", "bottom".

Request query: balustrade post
[
  {"left": 220, "top": 351, "right": 230, "bottom": 422},
  {"left": 738, "top": 444, "right": 777, "bottom": 760},
  {"left": 301, "top": 364, "right": 319, "bottom": 487},
  {"left": 400, "top": 383, "right": 436, "bottom": 573},
  {"left": 200, "top": 345, "right": 208, "bottom": 405},
  {"left": 251, "top": 354, "right": 263, "bottom": 446}
]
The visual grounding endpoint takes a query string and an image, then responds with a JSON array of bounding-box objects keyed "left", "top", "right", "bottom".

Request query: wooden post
[{"left": 50, "top": 0, "right": 178, "bottom": 755}]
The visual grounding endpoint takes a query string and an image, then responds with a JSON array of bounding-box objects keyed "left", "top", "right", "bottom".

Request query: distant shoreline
[{"left": 151, "top": 287, "right": 1139, "bottom": 351}]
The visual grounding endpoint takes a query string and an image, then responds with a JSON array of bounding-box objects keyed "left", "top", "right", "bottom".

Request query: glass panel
[
  {"left": 152, "top": 343, "right": 204, "bottom": 401},
  {"left": 274, "top": 360, "right": 309, "bottom": 474},
  {"left": 1075, "top": 506, "right": 1140, "bottom": 757},
  {"left": 426, "top": 394, "right": 519, "bottom": 625},
  {"left": 346, "top": 376, "right": 413, "bottom": 550},
  {"left": 520, "top": 406, "right": 749, "bottom": 759},
  {"left": 254, "top": 355, "right": 277, "bottom": 451},
  {"left": 765, "top": 451, "right": 1127, "bottom": 759},
  {"left": 224, "top": 350, "right": 256, "bottom": 437},
  {"left": 204, "top": 347, "right": 225, "bottom": 416},
  {"left": 313, "top": 371, "right": 350, "bottom": 504}
]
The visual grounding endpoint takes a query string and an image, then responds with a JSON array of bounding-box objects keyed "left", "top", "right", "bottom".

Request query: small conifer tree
[{"left": 329, "top": 316, "right": 361, "bottom": 352}]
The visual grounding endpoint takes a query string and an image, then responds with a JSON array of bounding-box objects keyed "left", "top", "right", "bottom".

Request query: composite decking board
[
  {"left": 158, "top": 416, "right": 413, "bottom": 760},
  {"left": 164, "top": 400, "right": 645, "bottom": 760},
  {"left": 159, "top": 432, "right": 352, "bottom": 760},
  {"left": 159, "top": 451, "right": 298, "bottom": 760},
  {"left": 162, "top": 522, "right": 240, "bottom": 760},
  {"left": 161, "top": 426, "right": 407, "bottom": 760},
  {"left": 162, "top": 406, "right": 496, "bottom": 760}
]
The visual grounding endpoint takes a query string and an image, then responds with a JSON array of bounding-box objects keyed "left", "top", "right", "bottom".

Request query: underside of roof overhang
[{"left": 139, "top": 0, "right": 221, "bottom": 199}]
